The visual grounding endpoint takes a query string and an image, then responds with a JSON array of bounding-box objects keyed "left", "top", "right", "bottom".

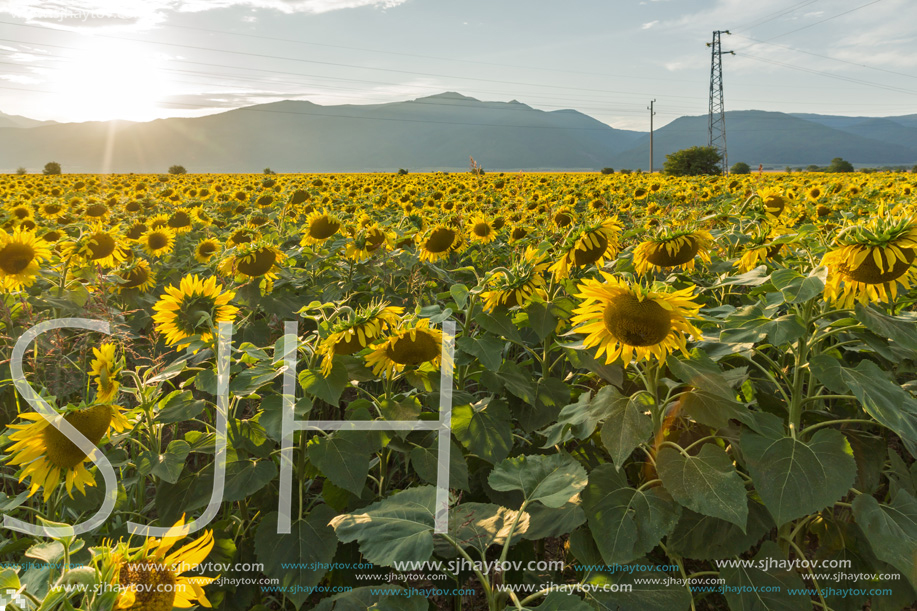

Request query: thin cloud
[{"left": 642, "top": 20, "right": 659, "bottom": 30}]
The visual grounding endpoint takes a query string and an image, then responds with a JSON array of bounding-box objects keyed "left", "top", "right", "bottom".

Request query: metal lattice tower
[{"left": 707, "top": 30, "right": 734, "bottom": 174}]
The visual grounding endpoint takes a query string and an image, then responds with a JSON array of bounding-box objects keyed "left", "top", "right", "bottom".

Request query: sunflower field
[{"left": 1, "top": 170, "right": 916, "bottom": 611}]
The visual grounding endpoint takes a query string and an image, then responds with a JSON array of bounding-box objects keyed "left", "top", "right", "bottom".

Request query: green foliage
[
  {"left": 42, "top": 161, "right": 61, "bottom": 175},
  {"left": 829, "top": 157, "right": 855, "bottom": 172},
  {"left": 731, "top": 161, "right": 751, "bottom": 174},
  {"left": 600, "top": 167, "right": 614, "bottom": 174},
  {"left": 168, "top": 164, "right": 187, "bottom": 174},
  {"left": 662, "top": 145, "right": 722, "bottom": 176},
  {"left": 15, "top": 166, "right": 26, "bottom": 175}
]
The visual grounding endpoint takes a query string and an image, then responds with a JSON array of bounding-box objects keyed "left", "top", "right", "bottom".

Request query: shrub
[
  {"left": 263, "top": 167, "right": 276, "bottom": 175},
  {"left": 397, "top": 168, "right": 409, "bottom": 175},
  {"left": 42, "top": 162, "right": 61, "bottom": 175},
  {"left": 168, "top": 165, "right": 187, "bottom": 175},
  {"left": 15, "top": 167, "right": 27, "bottom": 175},
  {"left": 663, "top": 146, "right": 721, "bottom": 176},
  {"left": 600, "top": 167, "right": 614, "bottom": 175},
  {"left": 731, "top": 162, "right": 751, "bottom": 175},
  {"left": 619, "top": 169, "right": 632, "bottom": 174},
  {"left": 828, "top": 157, "right": 855, "bottom": 173}
]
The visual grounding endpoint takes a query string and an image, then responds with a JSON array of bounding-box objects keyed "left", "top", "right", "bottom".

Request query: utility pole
[
  {"left": 707, "top": 30, "right": 734, "bottom": 175},
  {"left": 648, "top": 99, "right": 656, "bottom": 173}
]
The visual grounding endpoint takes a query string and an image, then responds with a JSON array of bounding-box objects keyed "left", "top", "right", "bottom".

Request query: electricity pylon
[{"left": 707, "top": 30, "right": 734, "bottom": 174}]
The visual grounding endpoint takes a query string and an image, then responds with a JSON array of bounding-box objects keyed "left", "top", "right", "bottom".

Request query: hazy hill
[
  {"left": 1, "top": 96, "right": 915, "bottom": 172},
  {"left": 612, "top": 110, "right": 917, "bottom": 170},
  {"left": 0, "top": 92, "right": 643, "bottom": 173}
]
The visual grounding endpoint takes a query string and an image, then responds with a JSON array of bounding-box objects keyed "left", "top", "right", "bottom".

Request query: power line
[
  {"left": 758, "top": 0, "right": 884, "bottom": 41},
  {"left": 732, "top": 0, "right": 821, "bottom": 33}
]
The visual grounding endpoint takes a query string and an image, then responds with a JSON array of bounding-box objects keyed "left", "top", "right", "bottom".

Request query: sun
[{"left": 52, "top": 40, "right": 168, "bottom": 122}]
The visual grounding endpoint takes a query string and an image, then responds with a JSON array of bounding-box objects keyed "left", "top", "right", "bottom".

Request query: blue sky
[{"left": 0, "top": 0, "right": 915, "bottom": 129}]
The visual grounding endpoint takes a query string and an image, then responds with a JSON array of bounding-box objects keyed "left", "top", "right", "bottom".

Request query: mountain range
[{"left": 1, "top": 92, "right": 915, "bottom": 172}]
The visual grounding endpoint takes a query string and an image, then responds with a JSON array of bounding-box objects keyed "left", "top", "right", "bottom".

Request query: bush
[
  {"left": 600, "top": 167, "right": 614, "bottom": 175},
  {"left": 263, "top": 167, "right": 276, "bottom": 175},
  {"left": 911, "top": 164, "right": 917, "bottom": 174},
  {"left": 806, "top": 165, "right": 822, "bottom": 172},
  {"left": 663, "top": 146, "right": 721, "bottom": 176},
  {"left": 168, "top": 165, "right": 187, "bottom": 175},
  {"left": 15, "top": 167, "right": 27, "bottom": 175},
  {"left": 828, "top": 157, "right": 855, "bottom": 173},
  {"left": 731, "top": 162, "right": 751, "bottom": 175},
  {"left": 397, "top": 168, "right": 409, "bottom": 175},
  {"left": 619, "top": 169, "right": 632, "bottom": 174},
  {"left": 42, "top": 162, "right": 61, "bottom": 175}
]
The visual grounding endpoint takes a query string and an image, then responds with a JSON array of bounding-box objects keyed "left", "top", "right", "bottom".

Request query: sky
[{"left": 0, "top": 0, "right": 915, "bottom": 130}]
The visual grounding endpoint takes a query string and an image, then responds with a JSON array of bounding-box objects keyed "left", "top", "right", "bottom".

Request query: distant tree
[
  {"left": 911, "top": 164, "right": 917, "bottom": 174},
  {"left": 42, "top": 161, "right": 61, "bottom": 175},
  {"left": 263, "top": 167, "right": 276, "bottom": 175},
  {"left": 663, "top": 146, "right": 721, "bottom": 176},
  {"left": 600, "top": 167, "right": 614, "bottom": 175},
  {"left": 785, "top": 166, "right": 792, "bottom": 173},
  {"left": 806, "top": 164, "right": 822, "bottom": 172},
  {"left": 15, "top": 167, "right": 27, "bottom": 175},
  {"left": 828, "top": 157, "right": 854, "bottom": 173},
  {"left": 168, "top": 165, "right": 187, "bottom": 175},
  {"left": 619, "top": 169, "right": 632, "bottom": 174},
  {"left": 731, "top": 162, "right": 751, "bottom": 174},
  {"left": 397, "top": 168, "right": 409, "bottom": 175}
]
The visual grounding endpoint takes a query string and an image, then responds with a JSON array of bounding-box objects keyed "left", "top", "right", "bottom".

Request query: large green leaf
[
  {"left": 488, "top": 453, "right": 587, "bottom": 508},
  {"left": 525, "top": 300, "right": 557, "bottom": 341},
  {"left": 330, "top": 486, "right": 436, "bottom": 567},
  {"left": 254, "top": 507, "right": 338, "bottom": 608},
  {"left": 156, "top": 390, "right": 205, "bottom": 424},
  {"left": 599, "top": 393, "right": 654, "bottom": 469},
  {"left": 656, "top": 444, "right": 748, "bottom": 530},
  {"left": 855, "top": 303, "right": 917, "bottom": 354},
  {"left": 540, "top": 386, "right": 621, "bottom": 447},
  {"left": 528, "top": 591, "right": 592, "bottom": 611},
  {"left": 456, "top": 334, "right": 504, "bottom": 372},
  {"left": 307, "top": 431, "right": 379, "bottom": 496},
  {"left": 147, "top": 440, "right": 190, "bottom": 484},
  {"left": 667, "top": 500, "right": 773, "bottom": 560},
  {"left": 452, "top": 399, "right": 513, "bottom": 465},
  {"left": 811, "top": 357, "right": 917, "bottom": 457},
  {"left": 438, "top": 502, "right": 529, "bottom": 556},
  {"left": 585, "top": 568, "right": 692, "bottom": 611},
  {"left": 580, "top": 464, "right": 681, "bottom": 565},
  {"left": 770, "top": 266, "right": 827, "bottom": 303},
  {"left": 521, "top": 500, "right": 586, "bottom": 540},
  {"left": 741, "top": 428, "right": 856, "bottom": 526},
  {"left": 312, "top": 586, "right": 427, "bottom": 611},
  {"left": 852, "top": 490, "right": 917, "bottom": 590},
  {"left": 409, "top": 440, "right": 469, "bottom": 491},
  {"left": 720, "top": 541, "right": 810, "bottom": 611},
  {"left": 298, "top": 361, "right": 348, "bottom": 405}
]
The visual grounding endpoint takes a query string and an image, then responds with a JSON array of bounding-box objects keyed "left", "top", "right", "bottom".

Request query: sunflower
[
  {"left": 416, "top": 225, "right": 460, "bottom": 262},
  {"left": 4, "top": 403, "right": 130, "bottom": 501},
  {"left": 481, "top": 247, "right": 549, "bottom": 312},
  {"left": 301, "top": 210, "right": 342, "bottom": 246},
  {"left": 822, "top": 215, "right": 917, "bottom": 308},
  {"left": 90, "top": 343, "right": 122, "bottom": 403},
  {"left": 549, "top": 217, "right": 622, "bottom": 279},
  {"left": 115, "top": 260, "right": 156, "bottom": 293},
  {"left": 0, "top": 227, "right": 52, "bottom": 291},
  {"left": 571, "top": 273, "right": 701, "bottom": 364},
  {"left": 165, "top": 208, "right": 194, "bottom": 233},
  {"left": 467, "top": 215, "right": 497, "bottom": 244},
  {"left": 757, "top": 186, "right": 787, "bottom": 219},
  {"left": 194, "top": 238, "right": 220, "bottom": 264},
  {"left": 633, "top": 228, "right": 714, "bottom": 275},
  {"left": 138, "top": 228, "right": 175, "bottom": 258},
  {"left": 344, "top": 224, "right": 392, "bottom": 262},
  {"left": 364, "top": 318, "right": 444, "bottom": 378},
  {"left": 805, "top": 184, "right": 825, "bottom": 203},
  {"left": 101, "top": 517, "right": 216, "bottom": 611},
  {"left": 65, "top": 226, "right": 127, "bottom": 268},
  {"left": 551, "top": 207, "right": 575, "bottom": 230},
  {"left": 736, "top": 227, "right": 792, "bottom": 273},
  {"left": 152, "top": 275, "right": 239, "bottom": 347},
  {"left": 219, "top": 240, "right": 286, "bottom": 289},
  {"left": 317, "top": 301, "right": 404, "bottom": 375}
]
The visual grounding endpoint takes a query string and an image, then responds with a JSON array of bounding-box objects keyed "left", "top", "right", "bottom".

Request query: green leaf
[
  {"left": 450, "top": 283, "right": 469, "bottom": 309},
  {"left": 526, "top": 300, "right": 557, "bottom": 341},
  {"left": 313, "top": 586, "right": 426, "bottom": 611},
  {"left": 500, "top": 361, "right": 535, "bottom": 405},
  {"left": 667, "top": 500, "right": 773, "bottom": 560},
  {"left": 476, "top": 310, "right": 522, "bottom": 343},
  {"left": 254, "top": 507, "right": 338, "bottom": 609},
  {"left": 439, "top": 502, "right": 529, "bottom": 556},
  {"left": 580, "top": 463, "right": 681, "bottom": 565},
  {"left": 585, "top": 568, "right": 692, "bottom": 611},
  {"left": 719, "top": 541, "right": 810, "bottom": 611},
  {"left": 656, "top": 444, "right": 748, "bottom": 530},
  {"left": 307, "top": 431, "right": 378, "bottom": 496},
  {"left": 855, "top": 303, "right": 917, "bottom": 354},
  {"left": 156, "top": 459, "right": 277, "bottom": 523},
  {"left": 531, "top": 591, "right": 592, "bottom": 611},
  {"left": 452, "top": 399, "right": 513, "bottom": 465},
  {"left": 456, "top": 334, "right": 504, "bottom": 372},
  {"left": 599, "top": 393, "right": 654, "bottom": 469},
  {"left": 298, "top": 361, "right": 348, "bottom": 405},
  {"left": 741, "top": 428, "right": 856, "bottom": 525},
  {"left": 488, "top": 453, "right": 587, "bottom": 508},
  {"left": 771, "top": 266, "right": 827, "bottom": 303},
  {"left": 818, "top": 358, "right": 917, "bottom": 457},
  {"left": 409, "top": 440, "right": 469, "bottom": 491},
  {"left": 0, "top": 568, "right": 20, "bottom": 591},
  {"left": 157, "top": 390, "right": 205, "bottom": 424},
  {"left": 852, "top": 490, "right": 917, "bottom": 590},
  {"left": 521, "top": 501, "right": 586, "bottom": 540},
  {"left": 150, "top": 440, "right": 191, "bottom": 484},
  {"left": 540, "top": 386, "right": 621, "bottom": 448},
  {"left": 230, "top": 363, "right": 283, "bottom": 396},
  {"left": 330, "top": 486, "right": 436, "bottom": 566}
]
